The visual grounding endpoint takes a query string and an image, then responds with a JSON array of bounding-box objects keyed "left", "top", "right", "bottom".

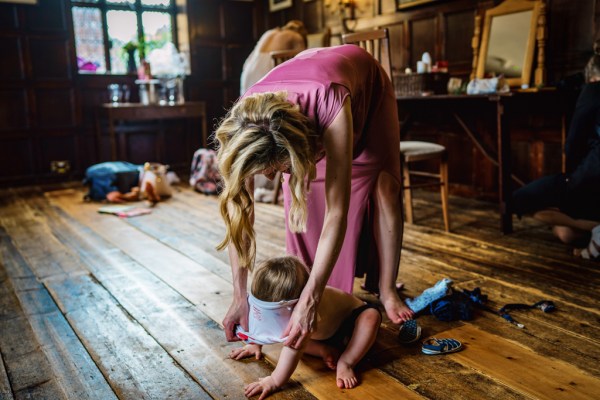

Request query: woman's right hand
[
  {"left": 223, "top": 295, "right": 249, "bottom": 342},
  {"left": 282, "top": 295, "right": 317, "bottom": 349}
]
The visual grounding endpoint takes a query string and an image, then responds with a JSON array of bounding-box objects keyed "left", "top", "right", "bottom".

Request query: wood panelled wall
[
  {"left": 0, "top": 1, "right": 76, "bottom": 185},
  {"left": 1, "top": 0, "right": 599, "bottom": 198}
]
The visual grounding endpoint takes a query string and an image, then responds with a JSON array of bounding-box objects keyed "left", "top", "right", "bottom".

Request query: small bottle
[
  {"left": 177, "top": 77, "right": 185, "bottom": 103},
  {"left": 139, "top": 84, "right": 149, "bottom": 105}
]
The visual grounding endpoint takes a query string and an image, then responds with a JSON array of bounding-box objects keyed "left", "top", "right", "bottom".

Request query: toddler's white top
[{"left": 235, "top": 293, "right": 298, "bottom": 345}]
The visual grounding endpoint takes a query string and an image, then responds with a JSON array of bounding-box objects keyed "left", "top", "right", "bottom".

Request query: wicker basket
[{"left": 393, "top": 72, "right": 450, "bottom": 97}]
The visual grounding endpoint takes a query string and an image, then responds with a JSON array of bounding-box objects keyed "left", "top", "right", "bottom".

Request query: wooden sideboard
[{"left": 95, "top": 101, "right": 208, "bottom": 162}]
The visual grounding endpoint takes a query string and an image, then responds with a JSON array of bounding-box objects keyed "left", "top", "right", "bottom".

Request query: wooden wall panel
[
  {"left": 444, "top": 9, "right": 475, "bottom": 76},
  {"left": 36, "top": 89, "right": 75, "bottom": 128},
  {"left": 187, "top": 0, "right": 257, "bottom": 121},
  {"left": 547, "top": 0, "right": 595, "bottom": 82},
  {"left": 0, "top": 5, "right": 18, "bottom": 29},
  {"left": 0, "top": 139, "right": 33, "bottom": 179},
  {"left": 409, "top": 17, "right": 437, "bottom": 70},
  {"left": 0, "top": 37, "right": 24, "bottom": 80},
  {"left": 223, "top": 2, "right": 256, "bottom": 41},
  {"left": 25, "top": 0, "right": 67, "bottom": 32},
  {"left": 388, "top": 23, "right": 406, "bottom": 72},
  {"left": 0, "top": 90, "right": 28, "bottom": 130},
  {"left": 39, "top": 136, "right": 77, "bottom": 173},
  {"left": 29, "top": 38, "right": 72, "bottom": 80},
  {"left": 194, "top": 46, "right": 224, "bottom": 80}
]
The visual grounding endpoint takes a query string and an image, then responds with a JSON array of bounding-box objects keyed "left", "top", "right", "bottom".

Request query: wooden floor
[{"left": 0, "top": 183, "right": 599, "bottom": 400}]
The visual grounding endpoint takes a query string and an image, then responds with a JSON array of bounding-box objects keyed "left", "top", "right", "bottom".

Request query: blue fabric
[
  {"left": 84, "top": 162, "right": 142, "bottom": 201},
  {"left": 406, "top": 278, "right": 453, "bottom": 313},
  {"left": 430, "top": 294, "right": 473, "bottom": 322}
]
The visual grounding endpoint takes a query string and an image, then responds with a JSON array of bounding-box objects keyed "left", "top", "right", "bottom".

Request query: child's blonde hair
[
  {"left": 214, "top": 91, "right": 317, "bottom": 270},
  {"left": 251, "top": 256, "right": 309, "bottom": 302}
]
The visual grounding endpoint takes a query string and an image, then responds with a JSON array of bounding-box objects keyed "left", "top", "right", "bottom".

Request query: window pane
[
  {"left": 142, "top": 11, "right": 172, "bottom": 57},
  {"left": 106, "top": 10, "right": 138, "bottom": 74},
  {"left": 72, "top": 6, "right": 106, "bottom": 73},
  {"left": 142, "top": 0, "right": 171, "bottom": 6},
  {"left": 106, "top": 0, "right": 135, "bottom": 5}
]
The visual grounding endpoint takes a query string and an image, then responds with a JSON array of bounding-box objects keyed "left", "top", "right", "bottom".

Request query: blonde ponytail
[{"left": 214, "top": 91, "right": 316, "bottom": 269}]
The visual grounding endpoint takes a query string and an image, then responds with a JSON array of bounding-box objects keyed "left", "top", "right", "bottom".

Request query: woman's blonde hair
[
  {"left": 251, "top": 256, "right": 309, "bottom": 302},
  {"left": 214, "top": 91, "right": 317, "bottom": 269}
]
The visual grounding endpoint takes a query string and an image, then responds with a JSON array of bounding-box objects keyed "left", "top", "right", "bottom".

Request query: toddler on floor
[{"left": 230, "top": 256, "right": 381, "bottom": 398}]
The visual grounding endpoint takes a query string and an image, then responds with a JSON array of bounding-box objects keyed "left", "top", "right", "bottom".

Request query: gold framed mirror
[{"left": 472, "top": 0, "right": 546, "bottom": 88}]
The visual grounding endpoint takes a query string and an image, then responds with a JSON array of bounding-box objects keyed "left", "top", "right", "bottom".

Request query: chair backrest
[
  {"left": 270, "top": 49, "right": 303, "bottom": 68},
  {"left": 342, "top": 28, "right": 392, "bottom": 80},
  {"left": 307, "top": 27, "right": 332, "bottom": 48}
]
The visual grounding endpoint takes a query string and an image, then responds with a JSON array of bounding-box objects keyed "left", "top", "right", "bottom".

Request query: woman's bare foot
[
  {"left": 336, "top": 361, "right": 358, "bottom": 389},
  {"left": 380, "top": 292, "right": 414, "bottom": 324}
]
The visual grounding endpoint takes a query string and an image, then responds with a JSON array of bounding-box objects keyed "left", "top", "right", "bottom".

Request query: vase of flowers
[{"left": 123, "top": 41, "right": 138, "bottom": 74}]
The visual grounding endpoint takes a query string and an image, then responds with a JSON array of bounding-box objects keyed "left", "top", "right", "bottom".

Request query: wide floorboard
[{"left": 0, "top": 184, "right": 598, "bottom": 400}]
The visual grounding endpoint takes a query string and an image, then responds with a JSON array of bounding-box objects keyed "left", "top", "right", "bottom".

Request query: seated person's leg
[
  {"left": 512, "top": 174, "right": 566, "bottom": 217},
  {"left": 552, "top": 225, "right": 590, "bottom": 246}
]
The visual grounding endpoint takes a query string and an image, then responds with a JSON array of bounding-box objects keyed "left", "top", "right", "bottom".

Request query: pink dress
[{"left": 245, "top": 45, "right": 400, "bottom": 293}]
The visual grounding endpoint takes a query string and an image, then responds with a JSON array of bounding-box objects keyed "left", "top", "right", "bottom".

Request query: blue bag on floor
[{"left": 83, "top": 161, "right": 142, "bottom": 201}]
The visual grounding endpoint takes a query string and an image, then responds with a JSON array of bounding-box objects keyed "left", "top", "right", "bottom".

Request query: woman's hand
[
  {"left": 281, "top": 295, "right": 317, "bottom": 349},
  {"left": 222, "top": 296, "right": 249, "bottom": 342},
  {"left": 244, "top": 376, "right": 279, "bottom": 400},
  {"left": 230, "top": 344, "right": 262, "bottom": 360}
]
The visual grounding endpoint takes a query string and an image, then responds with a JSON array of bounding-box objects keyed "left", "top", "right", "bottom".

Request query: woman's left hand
[{"left": 281, "top": 295, "right": 316, "bottom": 349}]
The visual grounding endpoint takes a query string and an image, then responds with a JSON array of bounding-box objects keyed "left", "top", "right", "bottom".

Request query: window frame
[{"left": 71, "top": 0, "right": 179, "bottom": 75}]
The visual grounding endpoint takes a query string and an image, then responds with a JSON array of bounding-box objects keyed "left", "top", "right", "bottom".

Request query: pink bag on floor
[{"left": 189, "top": 148, "right": 222, "bottom": 195}]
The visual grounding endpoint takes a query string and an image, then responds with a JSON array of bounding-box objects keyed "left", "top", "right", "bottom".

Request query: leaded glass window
[{"left": 70, "top": 0, "right": 184, "bottom": 75}]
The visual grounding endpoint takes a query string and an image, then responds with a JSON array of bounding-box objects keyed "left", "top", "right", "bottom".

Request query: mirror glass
[
  {"left": 485, "top": 10, "right": 532, "bottom": 79},
  {"left": 474, "top": 0, "right": 544, "bottom": 88}
]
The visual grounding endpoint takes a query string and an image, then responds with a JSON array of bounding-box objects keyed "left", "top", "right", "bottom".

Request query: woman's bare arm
[
  {"left": 222, "top": 177, "right": 255, "bottom": 341},
  {"left": 283, "top": 97, "right": 353, "bottom": 349}
]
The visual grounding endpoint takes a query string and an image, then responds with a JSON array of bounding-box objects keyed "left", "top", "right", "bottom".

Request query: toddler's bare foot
[
  {"left": 319, "top": 344, "right": 339, "bottom": 370},
  {"left": 336, "top": 361, "right": 358, "bottom": 389},
  {"left": 380, "top": 292, "right": 414, "bottom": 324}
]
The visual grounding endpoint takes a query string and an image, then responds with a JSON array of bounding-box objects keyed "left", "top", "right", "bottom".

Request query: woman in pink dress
[{"left": 215, "top": 45, "right": 413, "bottom": 350}]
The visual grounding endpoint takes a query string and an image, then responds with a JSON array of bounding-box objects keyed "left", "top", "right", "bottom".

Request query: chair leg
[
  {"left": 402, "top": 161, "right": 414, "bottom": 224},
  {"left": 439, "top": 153, "right": 450, "bottom": 232}
]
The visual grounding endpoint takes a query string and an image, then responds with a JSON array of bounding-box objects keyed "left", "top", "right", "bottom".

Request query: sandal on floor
[
  {"left": 398, "top": 319, "right": 421, "bottom": 344},
  {"left": 580, "top": 225, "right": 600, "bottom": 260},
  {"left": 421, "top": 338, "right": 462, "bottom": 355}
]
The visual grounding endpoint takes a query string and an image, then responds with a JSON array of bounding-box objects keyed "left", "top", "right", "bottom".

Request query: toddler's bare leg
[
  {"left": 336, "top": 308, "right": 381, "bottom": 389},
  {"left": 303, "top": 340, "right": 339, "bottom": 370}
]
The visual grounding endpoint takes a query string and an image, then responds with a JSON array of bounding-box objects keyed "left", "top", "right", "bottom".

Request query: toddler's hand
[
  {"left": 244, "top": 376, "right": 278, "bottom": 400},
  {"left": 230, "top": 344, "right": 262, "bottom": 360}
]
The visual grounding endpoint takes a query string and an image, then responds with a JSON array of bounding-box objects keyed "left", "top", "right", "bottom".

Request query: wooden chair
[
  {"left": 307, "top": 27, "right": 332, "bottom": 48},
  {"left": 341, "top": 28, "right": 392, "bottom": 80},
  {"left": 342, "top": 28, "right": 450, "bottom": 231},
  {"left": 269, "top": 49, "right": 302, "bottom": 69}
]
